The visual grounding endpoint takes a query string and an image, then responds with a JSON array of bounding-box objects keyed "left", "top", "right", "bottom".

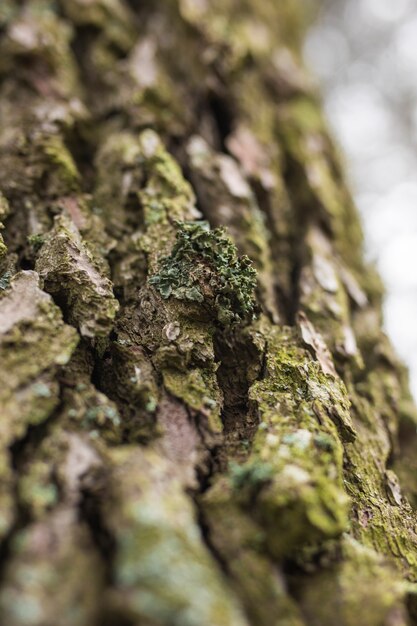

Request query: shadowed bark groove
[{"left": 1, "top": 1, "right": 417, "bottom": 625}]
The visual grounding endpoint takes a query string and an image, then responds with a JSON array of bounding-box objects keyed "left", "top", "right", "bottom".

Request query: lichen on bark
[{"left": 0, "top": 1, "right": 417, "bottom": 625}]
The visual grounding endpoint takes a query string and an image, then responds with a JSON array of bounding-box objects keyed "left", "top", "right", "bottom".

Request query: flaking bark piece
[
  {"left": 0, "top": 270, "right": 78, "bottom": 438},
  {"left": 297, "top": 310, "right": 337, "bottom": 378},
  {"left": 0, "top": 270, "right": 78, "bottom": 539},
  {"left": 296, "top": 536, "right": 410, "bottom": 626},
  {"left": 0, "top": 425, "right": 105, "bottom": 626},
  {"left": 36, "top": 214, "right": 119, "bottom": 339},
  {"left": 99, "top": 446, "right": 250, "bottom": 626},
  {"left": 227, "top": 323, "right": 352, "bottom": 558},
  {"left": 0, "top": 509, "right": 103, "bottom": 626},
  {"left": 186, "top": 135, "right": 279, "bottom": 322}
]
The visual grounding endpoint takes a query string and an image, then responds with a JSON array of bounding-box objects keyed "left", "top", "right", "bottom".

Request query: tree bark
[{"left": 1, "top": 1, "right": 417, "bottom": 625}]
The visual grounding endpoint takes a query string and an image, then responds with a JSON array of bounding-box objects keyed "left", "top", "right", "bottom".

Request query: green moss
[
  {"left": 41, "top": 134, "right": 80, "bottom": 191},
  {"left": 251, "top": 323, "right": 355, "bottom": 442},
  {"left": 162, "top": 366, "right": 223, "bottom": 433},
  {"left": 149, "top": 221, "right": 257, "bottom": 325},
  {"left": 0, "top": 192, "right": 9, "bottom": 222},
  {"left": 0, "top": 234, "right": 5, "bottom": 257},
  {"left": 138, "top": 130, "right": 194, "bottom": 226},
  {"left": 27, "top": 233, "right": 45, "bottom": 252}
]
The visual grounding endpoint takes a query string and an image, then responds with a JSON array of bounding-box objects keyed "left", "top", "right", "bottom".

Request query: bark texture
[{"left": 1, "top": 1, "right": 417, "bottom": 625}]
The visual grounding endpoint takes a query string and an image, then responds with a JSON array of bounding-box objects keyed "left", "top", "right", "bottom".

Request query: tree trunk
[{"left": 1, "top": 1, "right": 417, "bottom": 625}]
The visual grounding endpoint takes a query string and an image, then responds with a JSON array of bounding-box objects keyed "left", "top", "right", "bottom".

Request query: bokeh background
[{"left": 306, "top": 0, "right": 417, "bottom": 398}]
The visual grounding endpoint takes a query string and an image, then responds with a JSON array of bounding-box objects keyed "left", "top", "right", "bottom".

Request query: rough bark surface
[{"left": 1, "top": 1, "right": 417, "bottom": 625}]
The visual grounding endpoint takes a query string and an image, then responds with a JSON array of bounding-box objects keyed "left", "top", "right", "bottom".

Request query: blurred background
[{"left": 306, "top": 0, "right": 417, "bottom": 399}]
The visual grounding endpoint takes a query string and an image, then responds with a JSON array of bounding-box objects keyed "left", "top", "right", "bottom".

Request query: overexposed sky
[{"left": 306, "top": 0, "right": 417, "bottom": 399}]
